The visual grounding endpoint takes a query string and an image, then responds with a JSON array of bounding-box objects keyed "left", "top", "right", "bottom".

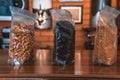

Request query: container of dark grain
[
  {"left": 8, "top": 7, "right": 36, "bottom": 66},
  {"left": 93, "top": 6, "right": 120, "bottom": 66},
  {"left": 50, "top": 9, "right": 75, "bottom": 65}
]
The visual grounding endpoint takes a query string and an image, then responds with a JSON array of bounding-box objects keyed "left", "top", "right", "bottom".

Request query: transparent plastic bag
[
  {"left": 93, "top": 6, "right": 120, "bottom": 66},
  {"left": 51, "top": 9, "right": 75, "bottom": 65},
  {"left": 50, "top": 9, "right": 74, "bottom": 25},
  {"left": 8, "top": 7, "right": 36, "bottom": 66}
]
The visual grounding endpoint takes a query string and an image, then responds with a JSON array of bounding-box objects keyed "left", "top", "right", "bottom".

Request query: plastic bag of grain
[
  {"left": 50, "top": 9, "right": 75, "bottom": 65},
  {"left": 8, "top": 7, "right": 36, "bottom": 66},
  {"left": 93, "top": 6, "right": 120, "bottom": 66}
]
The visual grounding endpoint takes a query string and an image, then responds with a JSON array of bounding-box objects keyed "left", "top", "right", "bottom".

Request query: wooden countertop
[{"left": 0, "top": 49, "right": 120, "bottom": 80}]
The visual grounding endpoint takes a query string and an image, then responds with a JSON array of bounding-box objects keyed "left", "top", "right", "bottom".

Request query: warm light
[
  {"left": 33, "top": 0, "right": 52, "bottom": 9},
  {"left": 75, "top": 50, "right": 82, "bottom": 75},
  {"left": 35, "top": 49, "right": 52, "bottom": 74}
]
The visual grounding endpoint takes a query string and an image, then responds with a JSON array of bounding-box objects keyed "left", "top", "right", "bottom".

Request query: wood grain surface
[{"left": 0, "top": 49, "right": 120, "bottom": 80}]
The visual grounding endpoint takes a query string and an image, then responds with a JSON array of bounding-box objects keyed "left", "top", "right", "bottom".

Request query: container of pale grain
[
  {"left": 93, "top": 6, "right": 120, "bottom": 66},
  {"left": 8, "top": 7, "right": 36, "bottom": 66}
]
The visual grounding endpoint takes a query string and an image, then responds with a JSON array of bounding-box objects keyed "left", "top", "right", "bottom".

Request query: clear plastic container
[
  {"left": 93, "top": 6, "right": 120, "bottom": 66},
  {"left": 51, "top": 9, "right": 75, "bottom": 65},
  {"left": 8, "top": 7, "right": 36, "bottom": 66}
]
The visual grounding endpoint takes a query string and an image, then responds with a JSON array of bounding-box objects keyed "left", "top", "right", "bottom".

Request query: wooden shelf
[{"left": 0, "top": 49, "right": 120, "bottom": 79}]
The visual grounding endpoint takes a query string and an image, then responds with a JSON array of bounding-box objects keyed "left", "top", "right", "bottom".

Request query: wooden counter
[{"left": 0, "top": 49, "right": 120, "bottom": 80}]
